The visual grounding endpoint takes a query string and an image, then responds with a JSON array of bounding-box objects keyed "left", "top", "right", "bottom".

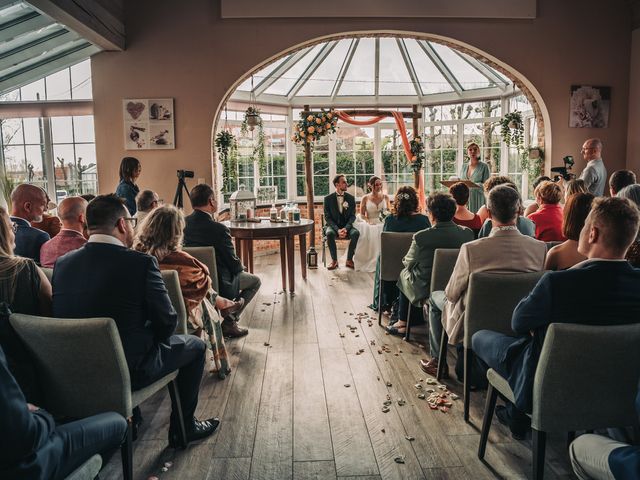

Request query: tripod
[{"left": 173, "top": 176, "right": 191, "bottom": 209}]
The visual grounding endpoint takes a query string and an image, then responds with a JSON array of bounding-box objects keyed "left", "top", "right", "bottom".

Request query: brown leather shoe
[
  {"left": 327, "top": 260, "right": 338, "bottom": 270},
  {"left": 420, "top": 358, "right": 449, "bottom": 379},
  {"left": 221, "top": 321, "right": 249, "bottom": 338},
  {"left": 218, "top": 298, "right": 245, "bottom": 318},
  {"left": 345, "top": 259, "right": 355, "bottom": 269}
]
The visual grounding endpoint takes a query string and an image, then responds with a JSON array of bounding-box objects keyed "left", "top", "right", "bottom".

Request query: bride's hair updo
[
  {"left": 392, "top": 186, "right": 418, "bottom": 218},
  {"left": 367, "top": 175, "right": 382, "bottom": 192}
]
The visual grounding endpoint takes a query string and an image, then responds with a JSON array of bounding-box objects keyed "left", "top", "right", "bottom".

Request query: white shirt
[{"left": 88, "top": 234, "right": 125, "bottom": 247}]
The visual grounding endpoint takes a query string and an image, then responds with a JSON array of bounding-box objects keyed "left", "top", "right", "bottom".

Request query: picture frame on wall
[
  {"left": 569, "top": 86, "right": 610, "bottom": 128},
  {"left": 123, "top": 98, "right": 175, "bottom": 149}
]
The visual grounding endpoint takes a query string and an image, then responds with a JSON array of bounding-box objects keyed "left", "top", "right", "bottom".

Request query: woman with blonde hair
[
  {"left": 458, "top": 142, "right": 490, "bottom": 213},
  {"left": 0, "top": 206, "right": 51, "bottom": 402},
  {"left": 134, "top": 205, "right": 241, "bottom": 377}
]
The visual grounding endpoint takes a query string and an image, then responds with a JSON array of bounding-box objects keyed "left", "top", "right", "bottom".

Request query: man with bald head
[
  {"left": 578, "top": 138, "right": 607, "bottom": 196},
  {"left": 40, "top": 196, "right": 88, "bottom": 268},
  {"left": 10, "top": 184, "right": 50, "bottom": 264}
]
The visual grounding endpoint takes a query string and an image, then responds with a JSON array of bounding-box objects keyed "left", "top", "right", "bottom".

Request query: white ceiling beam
[
  {"left": 0, "top": 11, "right": 53, "bottom": 43},
  {"left": 331, "top": 38, "right": 357, "bottom": 100},
  {"left": 286, "top": 41, "right": 336, "bottom": 100},
  {"left": 26, "top": 0, "right": 124, "bottom": 51},
  {"left": 456, "top": 50, "right": 508, "bottom": 91},
  {"left": 397, "top": 38, "right": 424, "bottom": 100},
  {"left": 0, "top": 28, "right": 78, "bottom": 71},
  {"left": 254, "top": 49, "right": 308, "bottom": 97},
  {"left": 418, "top": 40, "right": 463, "bottom": 95}
]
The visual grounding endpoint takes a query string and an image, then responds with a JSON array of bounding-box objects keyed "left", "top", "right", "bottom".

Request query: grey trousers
[
  {"left": 325, "top": 226, "right": 360, "bottom": 261},
  {"left": 234, "top": 271, "right": 261, "bottom": 321},
  {"left": 570, "top": 434, "right": 621, "bottom": 480},
  {"left": 428, "top": 291, "right": 446, "bottom": 362}
]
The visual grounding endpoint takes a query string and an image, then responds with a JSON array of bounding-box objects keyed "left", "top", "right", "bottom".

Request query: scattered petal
[
  {"left": 381, "top": 428, "right": 386, "bottom": 433},
  {"left": 405, "top": 435, "right": 415, "bottom": 441},
  {"left": 417, "top": 393, "right": 426, "bottom": 399},
  {"left": 382, "top": 406, "right": 390, "bottom": 413},
  {"left": 344, "top": 384, "right": 351, "bottom": 387},
  {"left": 414, "top": 384, "right": 423, "bottom": 389},
  {"left": 263, "top": 342, "right": 270, "bottom": 346},
  {"left": 164, "top": 462, "right": 173, "bottom": 468},
  {"left": 386, "top": 381, "right": 392, "bottom": 387},
  {"left": 161, "top": 467, "right": 169, "bottom": 472},
  {"left": 394, "top": 456, "right": 405, "bottom": 464},
  {"left": 450, "top": 393, "right": 459, "bottom": 400}
]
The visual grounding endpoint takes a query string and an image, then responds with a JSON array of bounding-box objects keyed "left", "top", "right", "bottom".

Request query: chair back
[
  {"left": 9, "top": 314, "right": 132, "bottom": 418},
  {"left": 379, "top": 232, "right": 414, "bottom": 282},
  {"left": 161, "top": 270, "right": 188, "bottom": 334},
  {"left": 533, "top": 322, "right": 640, "bottom": 432},
  {"left": 40, "top": 267, "right": 53, "bottom": 283},
  {"left": 430, "top": 248, "right": 460, "bottom": 294},
  {"left": 183, "top": 246, "right": 218, "bottom": 292},
  {"left": 464, "top": 271, "right": 545, "bottom": 346}
]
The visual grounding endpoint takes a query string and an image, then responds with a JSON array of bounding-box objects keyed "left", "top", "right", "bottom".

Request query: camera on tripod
[
  {"left": 177, "top": 169, "right": 194, "bottom": 179},
  {"left": 550, "top": 156, "right": 575, "bottom": 182}
]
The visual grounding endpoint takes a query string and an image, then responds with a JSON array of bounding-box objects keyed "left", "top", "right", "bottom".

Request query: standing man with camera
[{"left": 579, "top": 138, "right": 607, "bottom": 196}]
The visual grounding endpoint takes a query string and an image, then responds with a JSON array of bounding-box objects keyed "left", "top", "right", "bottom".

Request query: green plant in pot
[{"left": 214, "top": 130, "right": 238, "bottom": 194}]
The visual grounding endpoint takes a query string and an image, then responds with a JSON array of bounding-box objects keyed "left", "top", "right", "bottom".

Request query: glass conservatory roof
[{"left": 231, "top": 37, "right": 513, "bottom": 107}]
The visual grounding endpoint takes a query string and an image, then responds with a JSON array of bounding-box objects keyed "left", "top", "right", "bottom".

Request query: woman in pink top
[{"left": 527, "top": 180, "right": 565, "bottom": 242}]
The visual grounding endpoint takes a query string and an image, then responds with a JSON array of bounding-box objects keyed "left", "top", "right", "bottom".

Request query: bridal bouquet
[{"left": 379, "top": 208, "right": 391, "bottom": 223}]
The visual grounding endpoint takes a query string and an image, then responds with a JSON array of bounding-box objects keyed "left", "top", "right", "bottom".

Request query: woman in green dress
[{"left": 459, "top": 143, "right": 490, "bottom": 213}]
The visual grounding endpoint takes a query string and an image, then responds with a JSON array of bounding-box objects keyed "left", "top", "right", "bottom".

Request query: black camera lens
[{"left": 177, "top": 170, "right": 194, "bottom": 178}]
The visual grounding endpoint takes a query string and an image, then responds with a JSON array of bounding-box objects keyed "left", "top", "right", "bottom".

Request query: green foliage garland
[
  {"left": 408, "top": 136, "right": 425, "bottom": 173},
  {"left": 292, "top": 109, "right": 338, "bottom": 144}
]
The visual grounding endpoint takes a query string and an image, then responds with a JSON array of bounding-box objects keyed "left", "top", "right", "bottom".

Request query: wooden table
[{"left": 223, "top": 219, "right": 314, "bottom": 293}]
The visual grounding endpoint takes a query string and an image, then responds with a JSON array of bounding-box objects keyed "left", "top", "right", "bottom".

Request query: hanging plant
[
  {"left": 292, "top": 109, "right": 338, "bottom": 144},
  {"left": 239, "top": 107, "right": 267, "bottom": 176},
  {"left": 407, "top": 136, "right": 425, "bottom": 173},
  {"left": 214, "top": 130, "right": 238, "bottom": 193},
  {"left": 522, "top": 146, "right": 545, "bottom": 180},
  {"left": 241, "top": 106, "right": 262, "bottom": 134},
  {"left": 499, "top": 111, "right": 524, "bottom": 149}
]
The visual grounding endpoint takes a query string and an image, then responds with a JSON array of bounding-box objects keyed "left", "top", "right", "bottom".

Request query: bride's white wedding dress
[{"left": 343, "top": 197, "right": 388, "bottom": 272}]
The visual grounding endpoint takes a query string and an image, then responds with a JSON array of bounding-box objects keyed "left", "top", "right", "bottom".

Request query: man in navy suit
[
  {"left": 10, "top": 184, "right": 50, "bottom": 264},
  {"left": 0, "top": 345, "right": 127, "bottom": 480},
  {"left": 323, "top": 174, "right": 359, "bottom": 270},
  {"left": 53, "top": 194, "right": 219, "bottom": 446},
  {"left": 472, "top": 197, "right": 640, "bottom": 438},
  {"left": 183, "top": 184, "right": 260, "bottom": 338}
]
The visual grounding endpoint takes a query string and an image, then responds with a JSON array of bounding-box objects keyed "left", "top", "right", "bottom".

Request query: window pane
[
  {"left": 70, "top": 60, "right": 93, "bottom": 99},
  {"left": 45, "top": 69, "right": 72, "bottom": 100},
  {"left": 73, "top": 116, "right": 95, "bottom": 143},
  {"left": 23, "top": 118, "right": 42, "bottom": 144},
  {"left": 51, "top": 117, "right": 74, "bottom": 143},
  {"left": 3, "top": 118, "right": 24, "bottom": 145},
  {"left": 20, "top": 79, "right": 46, "bottom": 101}
]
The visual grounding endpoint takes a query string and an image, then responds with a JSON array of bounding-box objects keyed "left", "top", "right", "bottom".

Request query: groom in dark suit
[{"left": 324, "top": 174, "right": 359, "bottom": 270}]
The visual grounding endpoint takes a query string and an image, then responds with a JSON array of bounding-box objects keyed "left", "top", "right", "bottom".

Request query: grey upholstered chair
[
  {"left": 183, "top": 246, "right": 218, "bottom": 292},
  {"left": 9, "top": 314, "right": 187, "bottom": 480},
  {"left": 378, "top": 232, "right": 414, "bottom": 338},
  {"left": 427, "top": 248, "right": 461, "bottom": 381},
  {"left": 478, "top": 322, "right": 640, "bottom": 480},
  {"left": 161, "top": 269, "right": 188, "bottom": 335},
  {"left": 65, "top": 454, "right": 102, "bottom": 480},
  {"left": 462, "top": 271, "right": 544, "bottom": 422},
  {"left": 40, "top": 266, "right": 53, "bottom": 283}
]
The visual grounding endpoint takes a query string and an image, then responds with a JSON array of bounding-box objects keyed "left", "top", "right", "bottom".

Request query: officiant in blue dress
[{"left": 459, "top": 143, "right": 490, "bottom": 213}]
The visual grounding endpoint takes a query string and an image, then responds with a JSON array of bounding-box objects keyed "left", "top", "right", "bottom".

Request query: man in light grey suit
[
  {"left": 579, "top": 138, "right": 607, "bottom": 196},
  {"left": 423, "top": 185, "right": 547, "bottom": 378}
]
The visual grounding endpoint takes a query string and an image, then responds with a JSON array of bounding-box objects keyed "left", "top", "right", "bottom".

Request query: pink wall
[{"left": 92, "top": 0, "right": 632, "bottom": 204}]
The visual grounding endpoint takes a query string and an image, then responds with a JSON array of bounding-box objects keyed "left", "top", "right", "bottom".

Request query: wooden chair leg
[
  {"left": 532, "top": 429, "right": 547, "bottom": 480},
  {"left": 436, "top": 330, "right": 448, "bottom": 381},
  {"left": 168, "top": 380, "right": 188, "bottom": 449},
  {"left": 404, "top": 306, "right": 412, "bottom": 341},
  {"left": 121, "top": 418, "right": 134, "bottom": 480},
  {"left": 478, "top": 384, "right": 498, "bottom": 459},
  {"left": 377, "top": 274, "right": 384, "bottom": 327},
  {"left": 463, "top": 347, "right": 473, "bottom": 423}
]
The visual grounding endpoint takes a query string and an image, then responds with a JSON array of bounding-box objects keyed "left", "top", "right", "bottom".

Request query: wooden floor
[{"left": 102, "top": 251, "right": 575, "bottom": 480}]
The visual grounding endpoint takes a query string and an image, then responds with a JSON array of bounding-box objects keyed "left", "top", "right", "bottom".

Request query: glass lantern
[{"left": 229, "top": 184, "right": 256, "bottom": 222}]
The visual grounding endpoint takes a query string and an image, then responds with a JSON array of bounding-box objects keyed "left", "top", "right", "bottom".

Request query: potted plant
[
  {"left": 214, "top": 130, "right": 238, "bottom": 194},
  {"left": 243, "top": 106, "right": 261, "bottom": 132},
  {"left": 499, "top": 111, "right": 524, "bottom": 149}
]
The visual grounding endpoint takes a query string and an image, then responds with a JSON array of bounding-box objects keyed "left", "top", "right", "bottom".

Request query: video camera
[
  {"left": 550, "top": 156, "right": 575, "bottom": 182},
  {"left": 177, "top": 169, "right": 194, "bottom": 179}
]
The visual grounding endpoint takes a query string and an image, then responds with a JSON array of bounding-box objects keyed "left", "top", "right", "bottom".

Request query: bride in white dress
[{"left": 349, "top": 176, "right": 390, "bottom": 272}]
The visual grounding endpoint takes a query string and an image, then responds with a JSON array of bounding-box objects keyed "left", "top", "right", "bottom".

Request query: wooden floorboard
[{"left": 102, "top": 250, "right": 575, "bottom": 480}]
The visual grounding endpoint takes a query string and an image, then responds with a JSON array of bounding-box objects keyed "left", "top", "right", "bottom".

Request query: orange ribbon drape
[{"left": 335, "top": 110, "right": 426, "bottom": 212}]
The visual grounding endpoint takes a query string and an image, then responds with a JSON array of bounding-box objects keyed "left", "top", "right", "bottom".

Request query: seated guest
[
  {"left": 609, "top": 169, "right": 636, "bottom": 197},
  {"left": 371, "top": 186, "right": 430, "bottom": 327},
  {"left": 133, "top": 189, "right": 160, "bottom": 229},
  {"left": 571, "top": 432, "right": 640, "bottom": 480},
  {"left": 10, "top": 184, "right": 50, "bottom": 264},
  {"left": 545, "top": 192, "right": 594, "bottom": 270},
  {"left": 134, "top": 205, "right": 244, "bottom": 377},
  {"left": 476, "top": 175, "right": 512, "bottom": 224},
  {"left": 53, "top": 194, "right": 219, "bottom": 446},
  {"left": 472, "top": 197, "right": 640, "bottom": 439},
  {"left": 449, "top": 182, "right": 482, "bottom": 236},
  {"left": 79, "top": 194, "right": 96, "bottom": 202},
  {"left": 0, "top": 345, "right": 127, "bottom": 480},
  {"left": 392, "top": 192, "right": 473, "bottom": 347},
  {"left": 523, "top": 176, "right": 552, "bottom": 217},
  {"left": 527, "top": 180, "right": 565, "bottom": 242},
  {"left": 564, "top": 178, "right": 588, "bottom": 203},
  {"left": 40, "top": 197, "right": 88, "bottom": 268},
  {"left": 477, "top": 183, "right": 535, "bottom": 239},
  {"left": 0, "top": 206, "right": 51, "bottom": 403},
  {"left": 618, "top": 184, "right": 640, "bottom": 267},
  {"left": 425, "top": 185, "right": 546, "bottom": 378},
  {"left": 31, "top": 191, "right": 62, "bottom": 238},
  {"left": 183, "top": 184, "right": 260, "bottom": 337},
  {"left": 323, "top": 174, "right": 359, "bottom": 270}
]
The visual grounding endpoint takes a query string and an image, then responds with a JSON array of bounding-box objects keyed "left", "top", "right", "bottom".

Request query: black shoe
[
  {"left": 168, "top": 417, "right": 220, "bottom": 448},
  {"left": 495, "top": 405, "right": 528, "bottom": 440},
  {"left": 132, "top": 406, "right": 143, "bottom": 441}
]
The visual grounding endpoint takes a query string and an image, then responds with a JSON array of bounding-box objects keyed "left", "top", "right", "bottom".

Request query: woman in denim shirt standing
[{"left": 115, "top": 156, "right": 141, "bottom": 215}]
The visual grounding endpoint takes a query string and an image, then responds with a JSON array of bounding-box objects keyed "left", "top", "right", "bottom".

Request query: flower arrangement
[
  {"left": 378, "top": 208, "right": 391, "bottom": 223},
  {"left": 408, "top": 136, "right": 425, "bottom": 173},
  {"left": 214, "top": 130, "right": 238, "bottom": 193},
  {"left": 291, "top": 109, "right": 338, "bottom": 144}
]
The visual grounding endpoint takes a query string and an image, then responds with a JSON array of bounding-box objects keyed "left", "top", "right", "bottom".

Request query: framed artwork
[
  {"left": 123, "top": 98, "right": 175, "bottom": 149},
  {"left": 569, "top": 86, "right": 610, "bottom": 128}
]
